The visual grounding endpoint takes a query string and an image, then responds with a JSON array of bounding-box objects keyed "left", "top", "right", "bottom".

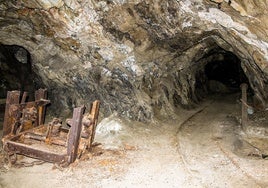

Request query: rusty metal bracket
[{"left": 1, "top": 89, "right": 100, "bottom": 166}]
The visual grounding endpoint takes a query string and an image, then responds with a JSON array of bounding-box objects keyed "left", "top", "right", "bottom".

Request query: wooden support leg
[
  {"left": 89, "top": 100, "right": 100, "bottom": 148},
  {"left": 35, "top": 89, "right": 47, "bottom": 126},
  {"left": 67, "top": 106, "right": 85, "bottom": 163},
  {"left": 21, "top": 92, "right": 28, "bottom": 103},
  {"left": 240, "top": 83, "right": 248, "bottom": 130},
  {"left": 3, "top": 91, "right": 20, "bottom": 137}
]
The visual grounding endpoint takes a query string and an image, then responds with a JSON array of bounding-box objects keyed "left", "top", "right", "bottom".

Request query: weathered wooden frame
[{"left": 1, "top": 89, "right": 100, "bottom": 165}]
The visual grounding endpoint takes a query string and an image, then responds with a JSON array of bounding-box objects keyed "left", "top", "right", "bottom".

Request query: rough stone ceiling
[{"left": 0, "top": 0, "right": 267, "bottom": 120}]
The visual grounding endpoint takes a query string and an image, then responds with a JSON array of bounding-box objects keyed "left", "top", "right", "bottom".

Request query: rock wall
[{"left": 0, "top": 0, "right": 267, "bottom": 120}]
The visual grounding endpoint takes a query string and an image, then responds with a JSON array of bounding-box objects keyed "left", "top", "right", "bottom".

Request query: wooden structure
[
  {"left": 240, "top": 83, "right": 248, "bottom": 130},
  {"left": 1, "top": 89, "right": 100, "bottom": 165}
]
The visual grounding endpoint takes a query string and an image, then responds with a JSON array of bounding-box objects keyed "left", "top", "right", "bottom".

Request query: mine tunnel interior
[
  {"left": 0, "top": 44, "right": 38, "bottom": 126},
  {"left": 0, "top": 43, "right": 254, "bottom": 122},
  {"left": 200, "top": 48, "right": 250, "bottom": 94}
]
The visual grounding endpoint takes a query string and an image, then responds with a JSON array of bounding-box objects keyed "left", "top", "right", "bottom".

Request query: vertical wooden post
[
  {"left": 89, "top": 100, "right": 100, "bottom": 148},
  {"left": 3, "top": 91, "right": 20, "bottom": 137},
  {"left": 240, "top": 83, "right": 248, "bottom": 130},
  {"left": 67, "top": 106, "right": 85, "bottom": 163},
  {"left": 35, "top": 89, "right": 47, "bottom": 126},
  {"left": 21, "top": 92, "right": 28, "bottom": 103}
]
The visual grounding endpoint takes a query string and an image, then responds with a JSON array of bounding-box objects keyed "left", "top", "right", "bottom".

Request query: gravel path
[{"left": 1, "top": 93, "right": 268, "bottom": 188}]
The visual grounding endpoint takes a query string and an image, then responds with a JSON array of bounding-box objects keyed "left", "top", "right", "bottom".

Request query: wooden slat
[
  {"left": 35, "top": 89, "right": 48, "bottom": 126},
  {"left": 21, "top": 92, "right": 28, "bottom": 103},
  {"left": 3, "top": 91, "right": 20, "bottom": 137},
  {"left": 67, "top": 106, "right": 85, "bottom": 163},
  {"left": 5, "top": 141, "right": 67, "bottom": 163},
  {"left": 89, "top": 100, "right": 100, "bottom": 148}
]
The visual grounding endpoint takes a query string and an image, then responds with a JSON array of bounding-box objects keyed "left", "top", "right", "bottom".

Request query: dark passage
[
  {"left": 0, "top": 44, "right": 36, "bottom": 99},
  {"left": 204, "top": 49, "right": 249, "bottom": 92},
  {"left": 0, "top": 44, "right": 40, "bottom": 126}
]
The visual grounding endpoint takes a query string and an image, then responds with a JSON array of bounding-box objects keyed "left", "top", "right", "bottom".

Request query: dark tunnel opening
[
  {"left": 203, "top": 49, "right": 250, "bottom": 94},
  {"left": 205, "top": 51, "right": 246, "bottom": 88},
  {"left": 189, "top": 47, "right": 254, "bottom": 113},
  {"left": 0, "top": 44, "right": 40, "bottom": 125},
  {"left": 0, "top": 44, "right": 37, "bottom": 99}
]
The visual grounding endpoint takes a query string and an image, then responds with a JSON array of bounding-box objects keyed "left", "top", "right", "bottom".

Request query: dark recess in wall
[
  {"left": 204, "top": 50, "right": 250, "bottom": 92},
  {"left": 0, "top": 44, "right": 38, "bottom": 100}
]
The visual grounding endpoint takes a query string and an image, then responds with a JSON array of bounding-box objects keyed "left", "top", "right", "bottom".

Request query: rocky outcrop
[{"left": 0, "top": 0, "right": 267, "bottom": 120}]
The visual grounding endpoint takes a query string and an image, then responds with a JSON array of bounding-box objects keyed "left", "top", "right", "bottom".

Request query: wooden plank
[
  {"left": 66, "top": 106, "right": 85, "bottom": 163},
  {"left": 21, "top": 92, "right": 28, "bottom": 103},
  {"left": 89, "top": 100, "right": 100, "bottom": 148},
  {"left": 24, "top": 133, "right": 66, "bottom": 147},
  {"left": 3, "top": 91, "right": 20, "bottom": 137},
  {"left": 241, "top": 83, "right": 248, "bottom": 130},
  {"left": 35, "top": 89, "right": 47, "bottom": 126},
  {"left": 5, "top": 141, "right": 67, "bottom": 163}
]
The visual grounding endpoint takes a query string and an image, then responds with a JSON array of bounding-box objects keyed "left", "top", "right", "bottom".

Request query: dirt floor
[{"left": 0, "top": 93, "right": 268, "bottom": 188}]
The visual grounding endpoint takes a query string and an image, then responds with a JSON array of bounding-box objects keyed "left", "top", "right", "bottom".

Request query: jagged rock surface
[{"left": 0, "top": 0, "right": 267, "bottom": 120}]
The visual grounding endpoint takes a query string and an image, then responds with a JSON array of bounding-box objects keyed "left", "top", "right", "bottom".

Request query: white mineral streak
[
  {"left": 178, "top": 0, "right": 194, "bottom": 14},
  {"left": 23, "top": 0, "right": 64, "bottom": 9},
  {"left": 116, "top": 44, "right": 133, "bottom": 55},
  {"left": 63, "top": 0, "right": 80, "bottom": 10},
  {"left": 97, "top": 118, "right": 123, "bottom": 134},
  {"left": 66, "top": 6, "right": 99, "bottom": 35},
  {"left": 113, "top": 0, "right": 128, "bottom": 5},
  {"left": 98, "top": 47, "right": 114, "bottom": 61},
  {"left": 101, "top": 67, "right": 112, "bottom": 77},
  {"left": 230, "top": 0, "right": 248, "bottom": 16},
  {"left": 198, "top": 8, "right": 268, "bottom": 63},
  {"left": 182, "top": 20, "right": 192, "bottom": 29},
  {"left": 236, "top": 33, "right": 268, "bottom": 63},
  {"left": 82, "top": 61, "right": 92, "bottom": 69},
  {"left": 121, "top": 56, "right": 144, "bottom": 77}
]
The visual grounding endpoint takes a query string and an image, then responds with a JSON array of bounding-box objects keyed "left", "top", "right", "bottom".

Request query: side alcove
[{"left": 0, "top": 44, "right": 38, "bottom": 99}]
